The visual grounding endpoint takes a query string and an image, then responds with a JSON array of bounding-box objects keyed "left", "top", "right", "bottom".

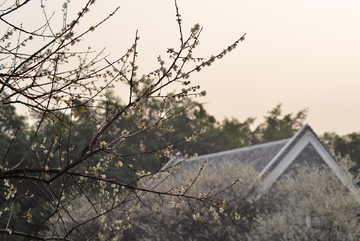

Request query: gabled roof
[
  {"left": 162, "top": 138, "right": 289, "bottom": 173},
  {"left": 163, "top": 124, "right": 360, "bottom": 204}
]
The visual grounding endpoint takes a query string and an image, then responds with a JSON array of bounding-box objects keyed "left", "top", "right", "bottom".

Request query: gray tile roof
[
  {"left": 160, "top": 124, "right": 340, "bottom": 182},
  {"left": 163, "top": 138, "right": 290, "bottom": 174}
]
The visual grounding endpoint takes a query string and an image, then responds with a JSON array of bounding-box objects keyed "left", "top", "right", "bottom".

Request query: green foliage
[
  {"left": 0, "top": 103, "right": 29, "bottom": 168},
  {"left": 322, "top": 132, "right": 360, "bottom": 174},
  {"left": 202, "top": 103, "right": 308, "bottom": 153},
  {"left": 0, "top": 100, "right": 311, "bottom": 173},
  {"left": 253, "top": 103, "right": 308, "bottom": 143},
  {"left": 213, "top": 117, "right": 256, "bottom": 150}
]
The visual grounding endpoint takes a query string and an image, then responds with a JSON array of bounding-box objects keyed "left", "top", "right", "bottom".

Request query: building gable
[{"left": 258, "top": 124, "right": 360, "bottom": 204}]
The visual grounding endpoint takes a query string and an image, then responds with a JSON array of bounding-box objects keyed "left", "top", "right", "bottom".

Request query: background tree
[
  {"left": 252, "top": 103, "right": 308, "bottom": 144},
  {"left": 204, "top": 103, "right": 308, "bottom": 152},
  {"left": 321, "top": 132, "right": 360, "bottom": 175},
  {"left": 0, "top": 0, "right": 246, "bottom": 240}
]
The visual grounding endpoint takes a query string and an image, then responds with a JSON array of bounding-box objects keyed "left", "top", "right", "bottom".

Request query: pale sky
[{"left": 6, "top": 0, "right": 360, "bottom": 135}]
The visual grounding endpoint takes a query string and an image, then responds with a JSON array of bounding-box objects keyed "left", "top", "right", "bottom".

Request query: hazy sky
[{"left": 7, "top": 0, "right": 360, "bottom": 135}]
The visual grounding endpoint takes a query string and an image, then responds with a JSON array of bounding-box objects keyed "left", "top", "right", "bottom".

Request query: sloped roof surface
[{"left": 163, "top": 138, "right": 290, "bottom": 173}]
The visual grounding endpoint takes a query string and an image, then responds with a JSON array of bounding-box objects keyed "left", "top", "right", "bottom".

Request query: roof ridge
[
  {"left": 190, "top": 138, "right": 290, "bottom": 161},
  {"left": 258, "top": 124, "right": 311, "bottom": 178},
  {"left": 305, "top": 124, "right": 338, "bottom": 162}
]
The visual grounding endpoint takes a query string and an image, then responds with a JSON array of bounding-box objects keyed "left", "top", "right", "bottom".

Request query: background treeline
[
  {"left": 2, "top": 94, "right": 359, "bottom": 173},
  {"left": 1, "top": 92, "right": 359, "bottom": 240}
]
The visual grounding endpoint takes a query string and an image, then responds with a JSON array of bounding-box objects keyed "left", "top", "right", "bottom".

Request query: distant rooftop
[{"left": 163, "top": 138, "right": 290, "bottom": 174}]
